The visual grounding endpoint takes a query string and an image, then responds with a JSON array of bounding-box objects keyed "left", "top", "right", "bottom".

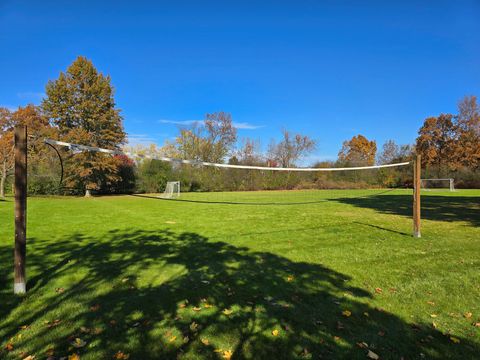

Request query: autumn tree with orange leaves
[{"left": 338, "top": 135, "right": 377, "bottom": 166}]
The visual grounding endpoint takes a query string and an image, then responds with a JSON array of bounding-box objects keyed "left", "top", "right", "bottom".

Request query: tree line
[{"left": 0, "top": 56, "right": 478, "bottom": 198}]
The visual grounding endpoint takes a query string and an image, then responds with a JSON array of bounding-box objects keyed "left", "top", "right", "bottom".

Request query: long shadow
[
  {"left": 333, "top": 194, "right": 480, "bottom": 227},
  {"left": 1, "top": 229, "right": 479, "bottom": 359}
]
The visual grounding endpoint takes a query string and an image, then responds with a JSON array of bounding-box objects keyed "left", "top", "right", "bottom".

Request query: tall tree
[
  {"left": 456, "top": 95, "right": 480, "bottom": 169},
  {"left": 268, "top": 129, "right": 316, "bottom": 167},
  {"left": 378, "top": 140, "right": 399, "bottom": 165},
  {"left": 338, "top": 134, "right": 377, "bottom": 166},
  {"left": 42, "top": 56, "right": 126, "bottom": 196},
  {"left": 0, "top": 108, "right": 14, "bottom": 198},
  {"left": 415, "top": 114, "right": 457, "bottom": 171}
]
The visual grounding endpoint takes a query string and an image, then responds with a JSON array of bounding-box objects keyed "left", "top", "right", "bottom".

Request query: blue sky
[{"left": 1, "top": 1, "right": 479, "bottom": 163}]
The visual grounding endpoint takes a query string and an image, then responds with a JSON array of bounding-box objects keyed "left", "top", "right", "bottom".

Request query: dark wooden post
[
  {"left": 14, "top": 125, "right": 27, "bottom": 294},
  {"left": 413, "top": 154, "right": 421, "bottom": 238}
]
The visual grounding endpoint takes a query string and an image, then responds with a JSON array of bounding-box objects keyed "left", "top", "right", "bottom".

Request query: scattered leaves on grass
[
  {"left": 374, "top": 288, "right": 383, "bottom": 294},
  {"left": 5, "top": 343, "right": 14, "bottom": 351},
  {"left": 222, "top": 308, "right": 233, "bottom": 315},
  {"left": 367, "top": 350, "right": 380, "bottom": 359},
  {"left": 45, "top": 319, "right": 61, "bottom": 328},
  {"left": 201, "top": 338, "right": 209, "bottom": 346},
  {"left": 71, "top": 338, "right": 86, "bottom": 348},
  {"left": 450, "top": 336, "right": 460, "bottom": 344},
  {"left": 342, "top": 310, "right": 352, "bottom": 317},
  {"left": 113, "top": 352, "right": 130, "bottom": 359},
  {"left": 464, "top": 312, "right": 473, "bottom": 319},
  {"left": 272, "top": 329, "right": 279, "bottom": 336}
]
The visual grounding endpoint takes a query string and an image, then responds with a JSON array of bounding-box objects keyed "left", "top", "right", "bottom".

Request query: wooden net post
[
  {"left": 14, "top": 125, "right": 27, "bottom": 294},
  {"left": 413, "top": 154, "right": 421, "bottom": 238}
]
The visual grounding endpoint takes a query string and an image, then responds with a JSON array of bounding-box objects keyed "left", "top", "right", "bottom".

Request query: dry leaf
[
  {"left": 356, "top": 342, "right": 368, "bottom": 349},
  {"left": 430, "top": 314, "right": 438, "bottom": 318},
  {"left": 427, "top": 301, "right": 435, "bottom": 306},
  {"left": 5, "top": 343, "right": 14, "bottom": 351},
  {"left": 113, "top": 352, "right": 130, "bottom": 360},
  {"left": 23, "top": 356, "right": 36, "bottom": 360},
  {"left": 286, "top": 275, "right": 295, "bottom": 282},
  {"left": 90, "top": 304, "right": 100, "bottom": 312},
  {"left": 363, "top": 312, "right": 369, "bottom": 317},
  {"left": 223, "top": 309, "right": 233, "bottom": 315},
  {"left": 201, "top": 338, "right": 209, "bottom": 345},
  {"left": 374, "top": 288, "right": 383, "bottom": 294},
  {"left": 190, "top": 322, "right": 198, "bottom": 331},
  {"left": 367, "top": 350, "right": 379, "bottom": 359},
  {"left": 68, "top": 354, "right": 80, "bottom": 360},
  {"left": 203, "top": 303, "right": 213, "bottom": 308},
  {"left": 474, "top": 322, "right": 480, "bottom": 327},
  {"left": 192, "top": 306, "right": 202, "bottom": 312},
  {"left": 71, "top": 338, "right": 86, "bottom": 348},
  {"left": 342, "top": 310, "right": 352, "bottom": 317},
  {"left": 272, "top": 329, "right": 279, "bottom": 336},
  {"left": 168, "top": 336, "right": 177, "bottom": 343},
  {"left": 464, "top": 312, "right": 473, "bottom": 319},
  {"left": 333, "top": 336, "right": 341, "bottom": 341},
  {"left": 19, "top": 325, "right": 30, "bottom": 330},
  {"left": 450, "top": 336, "right": 460, "bottom": 344},
  {"left": 222, "top": 350, "right": 233, "bottom": 359}
]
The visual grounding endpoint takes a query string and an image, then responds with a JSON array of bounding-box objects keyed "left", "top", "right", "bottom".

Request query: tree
[
  {"left": 42, "top": 56, "right": 126, "bottom": 196},
  {"left": 338, "top": 134, "right": 377, "bottom": 166},
  {"left": 175, "top": 111, "right": 237, "bottom": 163},
  {"left": 235, "top": 138, "right": 263, "bottom": 166},
  {"left": 456, "top": 96, "right": 480, "bottom": 169},
  {"left": 0, "top": 108, "right": 14, "bottom": 198},
  {"left": 268, "top": 129, "right": 316, "bottom": 167},
  {"left": 415, "top": 114, "right": 457, "bottom": 171},
  {"left": 378, "top": 140, "right": 399, "bottom": 165}
]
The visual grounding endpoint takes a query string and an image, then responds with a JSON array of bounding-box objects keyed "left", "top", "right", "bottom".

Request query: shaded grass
[{"left": 0, "top": 189, "right": 479, "bottom": 359}]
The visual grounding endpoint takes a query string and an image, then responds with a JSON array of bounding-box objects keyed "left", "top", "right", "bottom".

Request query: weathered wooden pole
[
  {"left": 14, "top": 125, "right": 27, "bottom": 294},
  {"left": 413, "top": 154, "right": 421, "bottom": 238}
]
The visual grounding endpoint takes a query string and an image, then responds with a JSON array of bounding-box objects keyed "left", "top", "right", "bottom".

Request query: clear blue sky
[{"left": 1, "top": 0, "right": 479, "bottom": 163}]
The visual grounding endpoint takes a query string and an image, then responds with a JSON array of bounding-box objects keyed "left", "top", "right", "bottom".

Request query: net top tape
[{"left": 44, "top": 139, "right": 411, "bottom": 172}]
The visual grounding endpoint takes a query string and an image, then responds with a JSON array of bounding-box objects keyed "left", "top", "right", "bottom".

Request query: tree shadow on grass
[
  {"left": 1, "top": 229, "right": 479, "bottom": 359},
  {"left": 332, "top": 194, "right": 480, "bottom": 227}
]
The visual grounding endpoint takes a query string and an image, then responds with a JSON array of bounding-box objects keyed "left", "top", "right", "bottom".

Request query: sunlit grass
[{"left": 0, "top": 189, "right": 479, "bottom": 359}]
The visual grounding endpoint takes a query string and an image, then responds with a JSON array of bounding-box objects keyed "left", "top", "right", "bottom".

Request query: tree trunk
[{"left": 0, "top": 160, "right": 6, "bottom": 199}]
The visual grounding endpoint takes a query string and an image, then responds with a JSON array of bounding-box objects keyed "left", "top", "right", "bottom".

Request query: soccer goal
[
  {"left": 420, "top": 178, "right": 455, "bottom": 192},
  {"left": 160, "top": 181, "right": 180, "bottom": 198}
]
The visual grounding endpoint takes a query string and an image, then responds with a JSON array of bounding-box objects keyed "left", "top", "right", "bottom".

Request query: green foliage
[{"left": 136, "top": 159, "right": 172, "bottom": 193}]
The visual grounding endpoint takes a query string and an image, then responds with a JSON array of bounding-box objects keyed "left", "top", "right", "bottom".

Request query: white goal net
[
  {"left": 420, "top": 178, "right": 455, "bottom": 191},
  {"left": 160, "top": 181, "right": 180, "bottom": 198}
]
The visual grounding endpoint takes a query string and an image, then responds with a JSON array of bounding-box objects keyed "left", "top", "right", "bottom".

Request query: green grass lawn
[{"left": 1, "top": 189, "right": 479, "bottom": 359}]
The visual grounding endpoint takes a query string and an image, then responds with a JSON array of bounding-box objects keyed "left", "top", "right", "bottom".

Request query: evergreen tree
[{"left": 42, "top": 56, "right": 126, "bottom": 196}]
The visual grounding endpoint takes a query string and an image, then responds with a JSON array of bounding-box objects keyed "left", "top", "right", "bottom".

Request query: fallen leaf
[
  {"left": 23, "top": 356, "right": 36, "bottom": 360},
  {"left": 432, "top": 322, "right": 438, "bottom": 329},
  {"left": 427, "top": 301, "right": 435, "bottom": 306},
  {"left": 342, "top": 310, "right": 352, "bottom": 317},
  {"left": 168, "top": 336, "right": 177, "bottom": 343},
  {"left": 430, "top": 314, "right": 438, "bottom": 318},
  {"left": 356, "top": 342, "right": 368, "bottom": 349},
  {"left": 71, "top": 338, "right": 86, "bottom": 348},
  {"left": 374, "top": 288, "right": 383, "bottom": 294},
  {"left": 203, "top": 303, "right": 213, "bottom": 308},
  {"left": 113, "top": 351, "right": 130, "bottom": 359},
  {"left": 474, "top": 322, "right": 480, "bottom": 327},
  {"left": 165, "top": 221, "right": 176, "bottom": 224},
  {"left": 19, "top": 325, "right": 30, "bottom": 330},
  {"left": 55, "top": 287, "right": 65, "bottom": 293},
  {"left": 192, "top": 307, "right": 202, "bottom": 312},
  {"left": 68, "top": 354, "right": 80, "bottom": 360},
  {"left": 201, "top": 338, "right": 209, "bottom": 345},
  {"left": 189, "top": 322, "right": 198, "bottom": 331},
  {"left": 272, "top": 329, "right": 279, "bottom": 336},
  {"left": 222, "top": 350, "right": 233, "bottom": 359},
  {"left": 367, "top": 350, "right": 379, "bottom": 359},
  {"left": 286, "top": 275, "right": 295, "bottom": 282},
  {"left": 450, "top": 336, "right": 460, "bottom": 344},
  {"left": 223, "top": 309, "right": 233, "bottom": 315},
  {"left": 90, "top": 304, "right": 101, "bottom": 312},
  {"left": 363, "top": 312, "right": 369, "bottom": 317},
  {"left": 5, "top": 343, "right": 14, "bottom": 351},
  {"left": 464, "top": 312, "right": 473, "bottom": 319}
]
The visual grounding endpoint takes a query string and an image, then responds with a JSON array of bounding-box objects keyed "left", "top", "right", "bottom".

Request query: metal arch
[{"left": 44, "top": 141, "right": 64, "bottom": 187}]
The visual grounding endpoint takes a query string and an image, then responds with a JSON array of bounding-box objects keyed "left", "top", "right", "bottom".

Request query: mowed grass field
[{"left": 0, "top": 189, "right": 479, "bottom": 359}]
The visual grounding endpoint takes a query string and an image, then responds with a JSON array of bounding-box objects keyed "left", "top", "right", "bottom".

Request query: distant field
[{"left": 1, "top": 189, "right": 479, "bottom": 359}]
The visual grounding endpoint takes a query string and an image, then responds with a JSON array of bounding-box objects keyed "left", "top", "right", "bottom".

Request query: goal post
[
  {"left": 159, "top": 181, "right": 180, "bottom": 199},
  {"left": 420, "top": 178, "right": 455, "bottom": 192}
]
